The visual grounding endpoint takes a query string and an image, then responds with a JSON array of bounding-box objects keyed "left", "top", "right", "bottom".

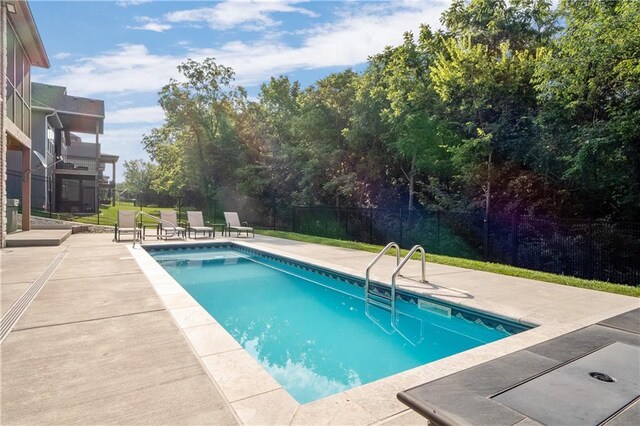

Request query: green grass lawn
[
  {"left": 256, "top": 229, "right": 640, "bottom": 297},
  {"left": 34, "top": 201, "right": 177, "bottom": 225}
]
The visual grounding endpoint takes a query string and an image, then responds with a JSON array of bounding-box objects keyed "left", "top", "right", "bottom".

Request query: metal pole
[
  {"left": 369, "top": 207, "right": 373, "bottom": 243},
  {"left": 399, "top": 208, "right": 403, "bottom": 248},
  {"left": 436, "top": 210, "right": 440, "bottom": 251}
]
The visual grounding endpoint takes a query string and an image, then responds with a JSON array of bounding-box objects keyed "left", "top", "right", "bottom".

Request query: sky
[{"left": 30, "top": 0, "right": 451, "bottom": 181}]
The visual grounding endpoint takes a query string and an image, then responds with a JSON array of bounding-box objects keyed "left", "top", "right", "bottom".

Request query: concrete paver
[
  {"left": 1, "top": 233, "right": 238, "bottom": 425},
  {"left": 1, "top": 311, "right": 236, "bottom": 425},
  {"left": 5, "top": 229, "right": 71, "bottom": 247},
  {"left": 1, "top": 282, "right": 30, "bottom": 315},
  {"left": 14, "top": 273, "right": 163, "bottom": 330}
]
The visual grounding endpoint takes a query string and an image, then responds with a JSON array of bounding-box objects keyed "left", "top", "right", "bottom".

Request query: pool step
[{"left": 367, "top": 293, "right": 392, "bottom": 310}]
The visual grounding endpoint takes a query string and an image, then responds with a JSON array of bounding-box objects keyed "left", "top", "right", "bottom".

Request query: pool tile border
[{"left": 128, "top": 239, "right": 625, "bottom": 425}]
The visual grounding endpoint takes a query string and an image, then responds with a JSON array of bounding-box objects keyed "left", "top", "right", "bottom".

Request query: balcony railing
[{"left": 56, "top": 157, "right": 97, "bottom": 172}]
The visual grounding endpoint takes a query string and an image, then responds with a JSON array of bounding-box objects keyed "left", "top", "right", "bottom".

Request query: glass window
[
  {"left": 24, "top": 105, "right": 30, "bottom": 137},
  {"left": 15, "top": 42, "right": 24, "bottom": 97},
  {"left": 61, "top": 179, "right": 80, "bottom": 201},
  {"left": 15, "top": 98, "right": 22, "bottom": 130},
  {"left": 7, "top": 25, "right": 15, "bottom": 85},
  {"left": 23, "top": 63, "right": 30, "bottom": 106},
  {"left": 6, "top": 83, "right": 14, "bottom": 123}
]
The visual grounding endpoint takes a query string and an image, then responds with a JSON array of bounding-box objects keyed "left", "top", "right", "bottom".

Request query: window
[
  {"left": 7, "top": 26, "right": 15, "bottom": 85},
  {"left": 61, "top": 179, "right": 80, "bottom": 202},
  {"left": 5, "top": 21, "right": 32, "bottom": 137},
  {"left": 47, "top": 125, "right": 55, "bottom": 155},
  {"left": 15, "top": 42, "right": 24, "bottom": 97}
]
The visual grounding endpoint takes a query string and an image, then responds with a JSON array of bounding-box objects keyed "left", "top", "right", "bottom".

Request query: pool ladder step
[
  {"left": 364, "top": 243, "right": 427, "bottom": 329},
  {"left": 366, "top": 294, "right": 392, "bottom": 310}
]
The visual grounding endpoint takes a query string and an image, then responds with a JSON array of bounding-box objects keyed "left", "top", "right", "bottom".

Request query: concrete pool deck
[{"left": 1, "top": 233, "right": 638, "bottom": 424}]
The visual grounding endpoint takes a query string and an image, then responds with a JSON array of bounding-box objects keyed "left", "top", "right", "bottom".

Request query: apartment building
[
  {"left": 1, "top": 0, "right": 49, "bottom": 247},
  {"left": 7, "top": 82, "right": 118, "bottom": 213}
]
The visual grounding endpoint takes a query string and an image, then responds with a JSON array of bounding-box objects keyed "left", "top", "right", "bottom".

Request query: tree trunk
[
  {"left": 408, "top": 152, "right": 416, "bottom": 211},
  {"left": 483, "top": 144, "right": 493, "bottom": 260},
  {"left": 485, "top": 145, "right": 492, "bottom": 220}
]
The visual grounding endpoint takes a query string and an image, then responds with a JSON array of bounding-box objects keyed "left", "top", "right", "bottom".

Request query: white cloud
[
  {"left": 53, "top": 52, "right": 72, "bottom": 60},
  {"left": 39, "top": 1, "right": 448, "bottom": 97},
  {"left": 108, "top": 106, "right": 165, "bottom": 124},
  {"left": 42, "top": 44, "right": 179, "bottom": 96},
  {"left": 129, "top": 22, "right": 172, "bottom": 32},
  {"left": 116, "top": 0, "right": 153, "bottom": 7},
  {"left": 165, "top": 0, "right": 317, "bottom": 31},
  {"left": 129, "top": 16, "right": 172, "bottom": 32},
  {"left": 191, "top": 1, "right": 446, "bottom": 85}
]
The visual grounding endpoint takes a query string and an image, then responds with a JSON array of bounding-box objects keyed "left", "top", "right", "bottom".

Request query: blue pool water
[{"left": 150, "top": 245, "right": 528, "bottom": 404}]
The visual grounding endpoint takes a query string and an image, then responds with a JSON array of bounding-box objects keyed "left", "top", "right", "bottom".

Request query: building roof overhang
[
  {"left": 100, "top": 153, "right": 119, "bottom": 163},
  {"left": 57, "top": 111, "right": 104, "bottom": 134},
  {"left": 6, "top": 1, "right": 49, "bottom": 68},
  {"left": 32, "top": 83, "right": 105, "bottom": 134}
]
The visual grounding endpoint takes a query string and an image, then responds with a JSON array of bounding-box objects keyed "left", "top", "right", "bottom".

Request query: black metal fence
[
  {"left": 7, "top": 177, "right": 639, "bottom": 285},
  {"left": 238, "top": 205, "right": 640, "bottom": 286}
]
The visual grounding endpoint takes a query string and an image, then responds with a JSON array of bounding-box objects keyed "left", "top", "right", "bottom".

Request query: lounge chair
[
  {"left": 114, "top": 210, "right": 140, "bottom": 242},
  {"left": 159, "top": 210, "right": 186, "bottom": 239},
  {"left": 224, "top": 212, "right": 254, "bottom": 238},
  {"left": 187, "top": 211, "right": 213, "bottom": 239}
]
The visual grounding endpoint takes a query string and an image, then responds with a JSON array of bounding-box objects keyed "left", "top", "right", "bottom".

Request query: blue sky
[{"left": 30, "top": 0, "right": 451, "bottom": 181}]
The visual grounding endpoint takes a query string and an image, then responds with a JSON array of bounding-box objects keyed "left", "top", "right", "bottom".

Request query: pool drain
[{"left": 589, "top": 372, "right": 616, "bottom": 383}]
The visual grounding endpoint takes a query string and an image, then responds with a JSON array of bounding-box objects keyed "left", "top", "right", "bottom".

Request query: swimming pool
[{"left": 149, "top": 244, "right": 530, "bottom": 404}]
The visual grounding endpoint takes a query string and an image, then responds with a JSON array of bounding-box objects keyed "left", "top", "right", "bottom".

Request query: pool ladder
[
  {"left": 365, "top": 243, "right": 427, "bottom": 344},
  {"left": 132, "top": 211, "right": 177, "bottom": 248}
]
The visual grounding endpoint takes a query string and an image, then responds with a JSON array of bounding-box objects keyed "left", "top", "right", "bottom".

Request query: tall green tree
[
  {"left": 534, "top": 0, "right": 640, "bottom": 219},
  {"left": 432, "top": 0, "right": 556, "bottom": 217},
  {"left": 236, "top": 76, "right": 301, "bottom": 207},
  {"left": 376, "top": 27, "right": 455, "bottom": 210},
  {"left": 293, "top": 70, "right": 360, "bottom": 206},
  {"left": 147, "top": 58, "right": 245, "bottom": 211},
  {"left": 121, "top": 159, "right": 156, "bottom": 197}
]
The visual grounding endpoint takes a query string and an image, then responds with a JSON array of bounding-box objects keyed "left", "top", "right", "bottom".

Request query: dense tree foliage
[
  {"left": 138, "top": 0, "right": 640, "bottom": 221},
  {"left": 121, "top": 159, "right": 156, "bottom": 197}
]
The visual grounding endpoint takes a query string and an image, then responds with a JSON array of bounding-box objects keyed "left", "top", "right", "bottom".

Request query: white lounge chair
[
  {"left": 114, "top": 210, "right": 140, "bottom": 242},
  {"left": 187, "top": 211, "right": 213, "bottom": 239},
  {"left": 159, "top": 210, "right": 186, "bottom": 239},
  {"left": 224, "top": 212, "right": 254, "bottom": 238}
]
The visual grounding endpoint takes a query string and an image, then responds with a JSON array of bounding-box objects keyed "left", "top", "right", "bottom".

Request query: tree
[
  {"left": 431, "top": 0, "right": 557, "bottom": 218},
  {"left": 375, "top": 27, "right": 455, "bottom": 210},
  {"left": 235, "top": 76, "right": 302, "bottom": 208},
  {"left": 146, "top": 58, "right": 246, "bottom": 213},
  {"left": 534, "top": 0, "right": 640, "bottom": 219},
  {"left": 121, "top": 159, "right": 155, "bottom": 197},
  {"left": 293, "top": 70, "right": 361, "bottom": 206}
]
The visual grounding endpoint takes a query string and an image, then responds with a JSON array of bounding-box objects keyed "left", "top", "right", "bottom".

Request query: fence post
[
  {"left": 399, "top": 208, "right": 403, "bottom": 248},
  {"left": 98, "top": 209, "right": 100, "bottom": 225},
  {"left": 369, "top": 207, "right": 373, "bottom": 244},
  {"left": 345, "top": 207, "right": 349, "bottom": 239},
  {"left": 587, "top": 219, "right": 594, "bottom": 280},
  {"left": 178, "top": 198, "right": 182, "bottom": 223},
  {"left": 483, "top": 216, "right": 489, "bottom": 261},
  {"left": 291, "top": 206, "right": 296, "bottom": 232},
  {"left": 325, "top": 208, "right": 329, "bottom": 237},
  {"left": 511, "top": 213, "right": 518, "bottom": 265},
  {"left": 272, "top": 206, "right": 276, "bottom": 230},
  {"left": 436, "top": 210, "right": 440, "bottom": 252}
]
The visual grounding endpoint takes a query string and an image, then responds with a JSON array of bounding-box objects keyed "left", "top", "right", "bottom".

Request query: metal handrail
[
  {"left": 365, "top": 242, "right": 400, "bottom": 299},
  {"left": 133, "top": 211, "right": 177, "bottom": 247},
  {"left": 390, "top": 245, "right": 426, "bottom": 324}
]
